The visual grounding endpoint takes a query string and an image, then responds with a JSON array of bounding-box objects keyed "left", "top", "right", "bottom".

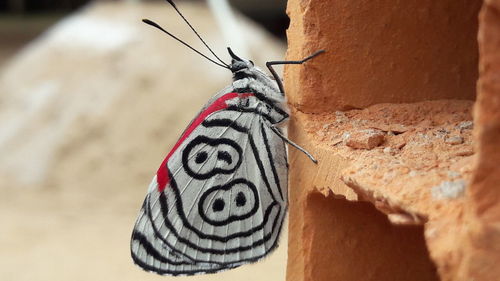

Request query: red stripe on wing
[{"left": 156, "top": 92, "right": 253, "bottom": 192}]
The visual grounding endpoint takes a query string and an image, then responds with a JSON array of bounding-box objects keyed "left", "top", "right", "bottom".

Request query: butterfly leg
[
  {"left": 266, "top": 50, "right": 325, "bottom": 94},
  {"left": 269, "top": 124, "right": 318, "bottom": 164}
]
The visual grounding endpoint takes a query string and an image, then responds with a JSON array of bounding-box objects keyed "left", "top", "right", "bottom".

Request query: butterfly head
[
  {"left": 226, "top": 47, "right": 284, "bottom": 105},
  {"left": 227, "top": 47, "right": 254, "bottom": 74}
]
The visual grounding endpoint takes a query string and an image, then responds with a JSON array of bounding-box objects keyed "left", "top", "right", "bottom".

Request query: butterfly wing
[{"left": 130, "top": 92, "right": 288, "bottom": 275}]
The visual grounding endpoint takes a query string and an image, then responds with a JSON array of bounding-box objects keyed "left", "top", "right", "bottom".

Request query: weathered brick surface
[
  {"left": 285, "top": 0, "right": 499, "bottom": 280},
  {"left": 458, "top": 1, "right": 500, "bottom": 280},
  {"left": 285, "top": 0, "right": 480, "bottom": 113}
]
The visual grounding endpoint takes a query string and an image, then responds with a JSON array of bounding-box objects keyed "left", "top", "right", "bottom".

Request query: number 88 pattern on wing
[{"left": 131, "top": 109, "right": 287, "bottom": 274}]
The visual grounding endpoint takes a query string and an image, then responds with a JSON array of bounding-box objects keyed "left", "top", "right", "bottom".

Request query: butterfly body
[{"left": 131, "top": 57, "right": 291, "bottom": 275}]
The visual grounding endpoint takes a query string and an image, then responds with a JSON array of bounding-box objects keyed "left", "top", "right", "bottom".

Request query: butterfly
[{"left": 130, "top": 0, "right": 323, "bottom": 276}]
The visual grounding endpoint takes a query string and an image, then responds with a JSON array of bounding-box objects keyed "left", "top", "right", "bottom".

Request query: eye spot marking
[
  {"left": 212, "top": 198, "right": 225, "bottom": 212},
  {"left": 235, "top": 192, "right": 246, "bottom": 207},
  {"left": 182, "top": 136, "right": 242, "bottom": 180},
  {"left": 217, "top": 151, "right": 232, "bottom": 164},
  {"left": 195, "top": 151, "right": 208, "bottom": 164},
  {"left": 198, "top": 179, "right": 259, "bottom": 226}
]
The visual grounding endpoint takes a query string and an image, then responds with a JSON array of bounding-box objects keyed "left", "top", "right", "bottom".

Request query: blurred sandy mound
[{"left": 0, "top": 1, "right": 286, "bottom": 281}]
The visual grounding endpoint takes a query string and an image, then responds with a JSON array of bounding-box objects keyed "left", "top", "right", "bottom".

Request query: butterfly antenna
[
  {"left": 164, "top": 0, "right": 229, "bottom": 67},
  {"left": 142, "top": 19, "right": 229, "bottom": 69}
]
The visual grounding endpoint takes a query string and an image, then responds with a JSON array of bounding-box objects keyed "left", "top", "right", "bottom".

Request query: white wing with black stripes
[{"left": 130, "top": 90, "right": 289, "bottom": 275}]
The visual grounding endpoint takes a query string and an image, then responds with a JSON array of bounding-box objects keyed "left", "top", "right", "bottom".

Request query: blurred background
[{"left": 0, "top": 0, "right": 287, "bottom": 280}]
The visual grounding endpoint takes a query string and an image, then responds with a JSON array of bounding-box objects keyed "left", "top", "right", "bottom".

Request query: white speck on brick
[
  {"left": 383, "top": 147, "right": 397, "bottom": 155},
  {"left": 447, "top": 171, "right": 461, "bottom": 179},
  {"left": 342, "top": 132, "right": 351, "bottom": 141},
  {"left": 445, "top": 136, "right": 464, "bottom": 145},
  {"left": 432, "top": 180, "right": 467, "bottom": 200},
  {"left": 335, "top": 111, "right": 348, "bottom": 123},
  {"left": 457, "top": 121, "right": 473, "bottom": 130}
]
